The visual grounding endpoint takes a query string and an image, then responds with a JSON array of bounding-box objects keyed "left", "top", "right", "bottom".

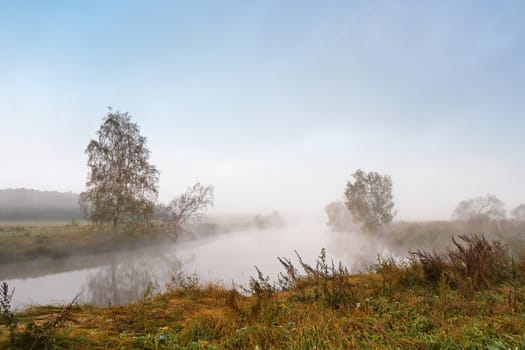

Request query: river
[{"left": 2, "top": 224, "right": 389, "bottom": 310}]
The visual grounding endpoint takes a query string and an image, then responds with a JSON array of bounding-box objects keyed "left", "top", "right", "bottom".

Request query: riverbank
[
  {"left": 2, "top": 219, "right": 524, "bottom": 282},
  {"left": 1, "top": 235, "right": 525, "bottom": 349},
  {"left": 0, "top": 217, "right": 259, "bottom": 267},
  {"left": 3, "top": 219, "right": 525, "bottom": 266},
  {"left": 0, "top": 223, "right": 170, "bottom": 266}
]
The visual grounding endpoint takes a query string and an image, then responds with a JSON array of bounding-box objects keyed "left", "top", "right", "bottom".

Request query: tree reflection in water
[{"left": 81, "top": 252, "right": 194, "bottom": 306}]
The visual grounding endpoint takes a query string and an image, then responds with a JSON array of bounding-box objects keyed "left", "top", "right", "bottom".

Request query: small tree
[
  {"left": 344, "top": 169, "right": 395, "bottom": 232},
  {"left": 325, "top": 201, "right": 353, "bottom": 231},
  {"left": 80, "top": 109, "right": 159, "bottom": 229},
  {"left": 452, "top": 194, "right": 506, "bottom": 222},
  {"left": 510, "top": 204, "right": 525, "bottom": 221},
  {"left": 157, "top": 182, "right": 214, "bottom": 235}
]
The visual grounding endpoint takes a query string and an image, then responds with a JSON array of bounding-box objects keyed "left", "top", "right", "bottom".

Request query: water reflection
[
  {"left": 79, "top": 225, "right": 389, "bottom": 306},
  {"left": 80, "top": 253, "right": 186, "bottom": 306}
]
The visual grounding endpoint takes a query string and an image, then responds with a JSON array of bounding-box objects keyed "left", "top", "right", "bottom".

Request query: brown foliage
[{"left": 449, "top": 234, "right": 509, "bottom": 290}]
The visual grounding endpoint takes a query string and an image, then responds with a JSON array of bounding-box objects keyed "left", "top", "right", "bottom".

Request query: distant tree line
[
  {"left": 325, "top": 171, "right": 525, "bottom": 232},
  {"left": 0, "top": 189, "right": 86, "bottom": 221},
  {"left": 452, "top": 194, "right": 525, "bottom": 222},
  {"left": 253, "top": 211, "right": 284, "bottom": 229}
]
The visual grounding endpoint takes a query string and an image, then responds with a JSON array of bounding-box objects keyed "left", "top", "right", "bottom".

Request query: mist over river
[{"left": 3, "top": 224, "right": 390, "bottom": 310}]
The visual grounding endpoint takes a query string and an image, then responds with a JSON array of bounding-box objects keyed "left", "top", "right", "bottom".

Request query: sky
[{"left": 1, "top": 0, "right": 524, "bottom": 221}]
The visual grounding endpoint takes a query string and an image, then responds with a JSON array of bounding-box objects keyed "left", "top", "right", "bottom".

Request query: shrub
[
  {"left": 243, "top": 266, "right": 276, "bottom": 298},
  {"left": 448, "top": 234, "right": 510, "bottom": 290},
  {"left": 412, "top": 234, "right": 512, "bottom": 292},
  {"left": 0, "top": 282, "right": 16, "bottom": 344},
  {"left": 287, "top": 249, "right": 356, "bottom": 309},
  {"left": 411, "top": 250, "right": 450, "bottom": 285}
]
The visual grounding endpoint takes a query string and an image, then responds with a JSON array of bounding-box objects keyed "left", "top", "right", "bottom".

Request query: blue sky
[{"left": 1, "top": 1, "right": 524, "bottom": 220}]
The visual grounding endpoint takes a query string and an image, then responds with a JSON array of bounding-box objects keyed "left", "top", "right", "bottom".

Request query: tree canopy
[
  {"left": 156, "top": 182, "right": 214, "bottom": 236},
  {"left": 344, "top": 169, "right": 395, "bottom": 232},
  {"left": 452, "top": 194, "right": 506, "bottom": 222},
  {"left": 325, "top": 201, "right": 353, "bottom": 231},
  {"left": 80, "top": 110, "right": 159, "bottom": 228}
]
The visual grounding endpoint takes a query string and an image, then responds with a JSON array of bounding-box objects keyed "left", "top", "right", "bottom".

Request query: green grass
[
  {"left": 0, "top": 223, "right": 169, "bottom": 265},
  {"left": 0, "top": 220, "right": 90, "bottom": 226},
  {"left": 2, "top": 234, "right": 525, "bottom": 349}
]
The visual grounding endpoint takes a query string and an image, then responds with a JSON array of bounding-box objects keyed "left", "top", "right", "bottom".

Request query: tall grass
[{"left": 409, "top": 234, "right": 514, "bottom": 292}]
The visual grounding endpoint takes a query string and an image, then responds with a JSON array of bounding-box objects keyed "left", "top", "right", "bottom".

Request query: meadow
[{"left": 0, "top": 222, "right": 168, "bottom": 266}]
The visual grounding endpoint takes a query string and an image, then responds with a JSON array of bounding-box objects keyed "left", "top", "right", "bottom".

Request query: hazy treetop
[{"left": 1, "top": 1, "right": 524, "bottom": 220}]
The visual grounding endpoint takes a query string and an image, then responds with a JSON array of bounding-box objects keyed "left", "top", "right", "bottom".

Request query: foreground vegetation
[{"left": 2, "top": 234, "right": 525, "bottom": 349}]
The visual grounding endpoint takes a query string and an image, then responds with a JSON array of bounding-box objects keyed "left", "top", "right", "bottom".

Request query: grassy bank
[
  {"left": 0, "top": 223, "right": 171, "bottom": 266},
  {"left": 0, "top": 217, "right": 259, "bottom": 266},
  {"left": 2, "top": 235, "right": 525, "bottom": 349}
]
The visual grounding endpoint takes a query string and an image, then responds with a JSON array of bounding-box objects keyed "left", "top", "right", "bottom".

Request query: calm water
[{"left": 3, "top": 224, "right": 389, "bottom": 309}]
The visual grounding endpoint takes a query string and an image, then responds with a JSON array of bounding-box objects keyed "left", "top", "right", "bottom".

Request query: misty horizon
[{"left": 1, "top": 1, "right": 524, "bottom": 221}]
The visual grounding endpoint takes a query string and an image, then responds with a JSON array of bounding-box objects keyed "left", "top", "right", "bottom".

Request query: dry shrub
[
  {"left": 448, "top": 234, "right": 510, "bottom": 290},
  {"left": 413, "top": 234, "right": 512, "bottom": 292},
  {"left": 411, "top": 250, "right": 450, "bottom": 285}
]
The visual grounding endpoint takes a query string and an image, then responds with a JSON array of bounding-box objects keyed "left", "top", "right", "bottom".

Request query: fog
[
  {"left": 2, "top": 2, "right": 525, "bottom": 222},
  {"left": 1, "top": 2, "right": 524, "bottom": 320},
  {"left": 3, "top": 223, "right": 390, "bottom": 309}
]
